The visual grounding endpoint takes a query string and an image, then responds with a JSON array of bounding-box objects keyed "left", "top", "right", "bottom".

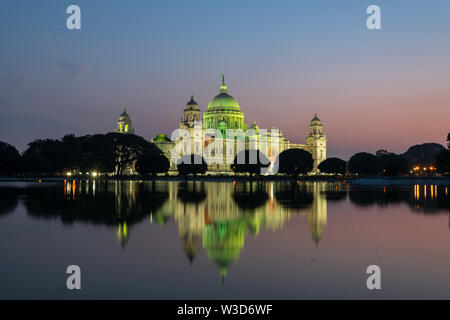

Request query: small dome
[
  {"left": 153, "top": 134, "right": 171, "bottom": 142},
  {"left": 120, "top": 108, "right": 129, "bottom": 118},
  {"left": 217, "top": 119, "right": 227, "bottom": 128},
  {"left": 185, "top": 95, "right": 199, "bottom": 110},
  {"left": 311, "top": 113, "right": 321, "bottom": 124},
  {"left": 250, "top": 122, "right": 259, "bottom": 134}
]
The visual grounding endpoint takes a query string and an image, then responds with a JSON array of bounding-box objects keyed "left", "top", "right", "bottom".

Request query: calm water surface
[{"left": 0, "top": 180, "right": 449, "bottom": 299}]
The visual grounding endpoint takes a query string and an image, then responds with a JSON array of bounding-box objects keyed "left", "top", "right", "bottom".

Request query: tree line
[
  {"left": 0, "top": 133, "right": 169, "bottom": 177},
  {"left": 0, "top": 134, "right": 449, "bottom": 177}
]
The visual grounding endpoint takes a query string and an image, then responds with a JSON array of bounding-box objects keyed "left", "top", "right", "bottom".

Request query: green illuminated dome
[
  {"left": 206, "top": 75, "right": 241, "bottom": 112},
  {"left": 203, "top": 75, "right": 247, "bottom": 131},
  {"left": 153, "top": 134, "right": 171, "bottom": 142},
  {"left": 202, "top": 220, "right": 248, "bottom": 284}
]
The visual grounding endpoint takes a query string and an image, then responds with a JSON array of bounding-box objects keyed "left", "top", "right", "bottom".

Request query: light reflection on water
[{"left": 0, "top": 180, "right": 449, "bottom": 299}]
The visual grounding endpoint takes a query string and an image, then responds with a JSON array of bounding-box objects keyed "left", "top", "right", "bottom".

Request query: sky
[{"left": 0, "top": 0, "right": 449, "bottom": 159}]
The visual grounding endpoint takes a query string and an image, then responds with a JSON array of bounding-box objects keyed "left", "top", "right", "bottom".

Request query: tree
[
  {"left": 135, "top": 151, "right": 170, "bottom": 177},
  {"left": 276, "top": 149, "right": 313, "bottom": 176},
  {"left": 231, "top": 150, "right": 270, "bottom": 177},
  {"left": 318, "top": 157, "right": 347, "bottom": 175},
  {"left": 402, "top": 143, "right": 445, "bottom": 167},
  {"left": 108, "top": 133, "right": 161, "bottom": 176},
  {"left": 348, "top": 152, "right": 379, "bottom": 175},
  {"left": 177, "top": 154, "right": 207, "bottom": 176},
  {"left": 378, "top": 153, "right": 409, "bottom": 176},
  {"left": 60, "top": 134, "right": 83, "bottom": 171},
  {"left": 447, "top": 133, "right": 450, "bottom": 149},
  {"left": 23, "top": 138, "right": 65, "bottom": 173},
  {"left": 78, "top": 134, "right": 116, "bottom": 173},
  {"left": 21, "top": 154, "right": 51, "bottom": 175},
  {"left": 435, "top": 150, "right": 450, "bottom": 175},
  {"left": 0, "top": 141, "right": 21, "bottom": 175},
  {"left": 23, "top": 136, "right": 86, "bottom": 174}
]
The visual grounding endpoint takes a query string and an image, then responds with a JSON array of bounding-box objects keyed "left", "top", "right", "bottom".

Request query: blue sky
[{"left": 1, "top": 0, "right": 450, "bottom": 158}]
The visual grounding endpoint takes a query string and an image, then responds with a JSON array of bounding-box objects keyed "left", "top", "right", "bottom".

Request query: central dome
[
  {"left": 206, "top": 75, "right": 241, "bottom": 112},
  {"left": 203, "top": 75, "right": 247, "bottom": 131},
  {"left": 207, "top": 93, "right": 241, "bottom": 111}
]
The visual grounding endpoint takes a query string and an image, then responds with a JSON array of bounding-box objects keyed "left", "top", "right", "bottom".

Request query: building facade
[{"left": 151, "top": 75, "right": 326, "bottom": 174}]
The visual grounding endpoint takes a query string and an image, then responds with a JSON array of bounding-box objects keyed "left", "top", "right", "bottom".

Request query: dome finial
[{"left": 220, "top": 74, "right": 228, "bottom": 93}]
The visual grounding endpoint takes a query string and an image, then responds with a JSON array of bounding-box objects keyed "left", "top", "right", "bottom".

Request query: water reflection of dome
[{"left": 202, "top": 220, "right": 248, "bottom": 284}]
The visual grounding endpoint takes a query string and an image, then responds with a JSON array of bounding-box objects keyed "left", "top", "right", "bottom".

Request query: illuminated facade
[{"left": 151, "top": 75, "right": 327, "bottom": 173}]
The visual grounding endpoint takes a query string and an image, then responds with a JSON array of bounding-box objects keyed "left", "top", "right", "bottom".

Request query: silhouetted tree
[
  {"left": 60, "top": 134, "right": 83, "bottom": 171},
  {"left": 177, "top": 181, "right": 207, "bottom": 202},
  {"left": 276, "top": 149, "right": 313, "bottom": 176},
  {"left": 0, "top": 188, "right": 19, "bottom": 217},
  {"left": 435, "top": 150, "right": 450, "bottom": 175},
  {"left": 0, "top": 141, "right": 21, "bottom": 175},
  {"left": 378, "top": 153, "right": 409, "bottom": 176},
  {"left": 23, "top": 138, "right": 65, "bottom": 173},
  {"left": 108, "top": 133, "right": 161, "bottom": 176},
  {"left": 231, "top": 150, "right": 270, "bottom": 177},
  {"left": 79, "top": 134, "right": 116, "bottom": 173},
  {"left": 21, "top": 154, "right": 51, "bottom": 175},
  {"left": 318, "top": 157, "right": 347, "bottom": 175},
  {"left": 348, "top": 152, "right": 379, "bottom": 175},
  {"left": 232, "top": 182, "right": 268, "bottom": 210},
  {"left": 177, "top": 154, "right": 207, "bottom": 176},
  {"left": 135, "top": 151, "right": 170, "bottom": 177},
  {"left": 402, "top": 143, "right": 445, "bottom": 167},
  {"left": 275, "top": 182, "right": 314, "bottom": 209},
  {"left": 447, "top": 133, "right": 450, "bottom": 149}
]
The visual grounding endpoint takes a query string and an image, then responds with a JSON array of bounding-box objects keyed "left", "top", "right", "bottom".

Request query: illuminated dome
[
  {"left": 153, "top": 134, "right": 171, "bottom": 142},
  {"left": 206, "top": 77, "right": 241, "bottom": 112},
  {"left": 202, "top": 220, "right": 248, "bottom": 284},
  {"left": 250, "top": 121, "right": 259, "bottom": 131},
  {"left": 203, "top": 75, "right": 247, "bottom": 131}
]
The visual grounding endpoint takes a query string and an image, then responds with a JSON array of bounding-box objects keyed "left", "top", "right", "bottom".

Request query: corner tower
[
  {"left": 182, "top": 95, "right": 201, "bottom": 128},
  {"left": 116, "top": 109, "right": 134, "bottom": 134},
  {"left": 306, "top": 114, "right": 326, "bottom": 171}
]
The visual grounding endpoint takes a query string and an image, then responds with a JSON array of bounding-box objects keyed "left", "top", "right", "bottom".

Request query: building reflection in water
[
  {"left": 152, "top": 181, "right": 332, "bottom": 283},
  {"left": 17, "top": 180, "right": 449, "bottom": 283}
]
